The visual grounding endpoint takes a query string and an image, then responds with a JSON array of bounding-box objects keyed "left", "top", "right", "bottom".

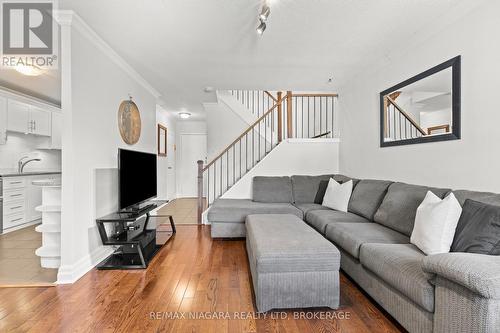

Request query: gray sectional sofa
[{"left": 207, "top": 174, "right": 500, "bottom": 333}]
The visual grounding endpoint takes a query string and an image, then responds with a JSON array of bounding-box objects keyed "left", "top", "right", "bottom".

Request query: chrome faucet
[
  {"left": 17, "top": 156, "right": 28, "bottom": 173},
  {"left": 18, "top": 157, "right": 41, "bottom": 173}
]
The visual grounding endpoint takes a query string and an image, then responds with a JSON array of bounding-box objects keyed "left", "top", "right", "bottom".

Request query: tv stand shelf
[{"left": 96, "top": 200, "right": 176, "bottom": 270}]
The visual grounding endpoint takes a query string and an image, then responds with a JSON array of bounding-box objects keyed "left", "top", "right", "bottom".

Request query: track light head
[
  {"left": 259, "top": 5, "right": 270, "bottom": 22},
  {"left": 256, "top": 20, "right": 266, "bottom": 35}
]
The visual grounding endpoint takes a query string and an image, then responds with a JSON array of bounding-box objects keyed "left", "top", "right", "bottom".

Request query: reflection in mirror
[{"left": 380, "top": 56, "right": 460, "bottom": 147}]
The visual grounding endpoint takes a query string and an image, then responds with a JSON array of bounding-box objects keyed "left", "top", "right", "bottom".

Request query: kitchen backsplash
[{"left": 0, "top": 132, "right": 61, "bottom": 170}]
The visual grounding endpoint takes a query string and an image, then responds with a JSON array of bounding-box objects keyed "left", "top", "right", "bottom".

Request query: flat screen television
[{"left": 118, "top": 148, "right": 157, "bottom": 211}]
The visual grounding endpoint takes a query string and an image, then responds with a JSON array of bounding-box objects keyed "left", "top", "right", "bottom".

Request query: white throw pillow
[
  {"left": 322, "top": 178, "right": 353, "bottom": 212},
  {"left": 410, "top": 191, "right": 462, "bottom": 255}
]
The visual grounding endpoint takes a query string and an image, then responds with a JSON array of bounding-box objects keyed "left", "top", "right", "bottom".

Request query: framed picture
[{"left": 157, "top": 124, "right": 167, "bottom": 156}]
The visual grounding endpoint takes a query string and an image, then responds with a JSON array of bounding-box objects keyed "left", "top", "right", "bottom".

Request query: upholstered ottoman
[{"left": 246, "top": 214, "right": 340, "bottom": 312}]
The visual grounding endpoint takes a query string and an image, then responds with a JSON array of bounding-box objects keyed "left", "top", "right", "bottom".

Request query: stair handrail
[
  {"left": 386, "top": 96, "right": 426, "bottom": 136},
  {"left": 197, "top": 91, "right": 339, "bottom": 223},
  {"left": 202, "top": 93, "right": 289, "bottom": 172}
]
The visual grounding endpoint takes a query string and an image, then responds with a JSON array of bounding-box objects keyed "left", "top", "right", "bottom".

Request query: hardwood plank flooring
[
  {"left": 0, "top": 225, "right": 405, "bottom": 333},
  {"left": 0, "top": 225, "right": 57, "bottom": 286}
]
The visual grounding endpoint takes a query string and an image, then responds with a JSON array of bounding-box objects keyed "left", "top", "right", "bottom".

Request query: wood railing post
[
  {"left": 286, "top": 91, "right": 293, "bottom": 138},
  {"left": 197, "top": 160, "right": 204, "bottom": 225},
  {"left": 277, "top": 91, "right": 283, "bottom": 143}
]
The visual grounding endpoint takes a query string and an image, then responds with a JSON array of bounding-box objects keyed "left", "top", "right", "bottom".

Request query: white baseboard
[{"left": 56, "top": 245, "right": 114, "bottom": 284}]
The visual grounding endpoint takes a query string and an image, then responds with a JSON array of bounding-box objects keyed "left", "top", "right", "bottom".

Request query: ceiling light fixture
[
  {"left": 15, "top": 64, "right": 44, "bottom": 76},
  {"left": 256, "top": 3, "right": 270, "bottom": 35},
  {"left": 256, "top": 20, "right": 266, "bottom": 35},
  {"left": 259, "top": 5, "right": 270, "bottom": 22},
  {"left": 178, "top": 112, "right": 191, "bottom": 119}
]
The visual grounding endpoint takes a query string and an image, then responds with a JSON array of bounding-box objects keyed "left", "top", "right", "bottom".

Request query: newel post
[
  {"left": 277, "top": 91, "right": 283, "bottom": 143},
  {"left": 197, "top": 160, "right": 204, "bottom": 225},
  {"left": 286, "top": 91, "right": 293, "bottom": 138}
]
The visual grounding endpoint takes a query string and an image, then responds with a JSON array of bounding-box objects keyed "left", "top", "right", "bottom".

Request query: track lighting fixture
[
  {"left": 259, "top": 5, "right": 270, "bottom": 22},
  {"left": 256, "top": 20, "right": 266, "bottom": 35},
  {"left": 256, "top": 3, "right": 270, "bottom": 35}
]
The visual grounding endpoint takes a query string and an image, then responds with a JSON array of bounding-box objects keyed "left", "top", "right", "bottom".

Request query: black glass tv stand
[{"left": 96, "top": 200, "right": 176, "bottom": 270}]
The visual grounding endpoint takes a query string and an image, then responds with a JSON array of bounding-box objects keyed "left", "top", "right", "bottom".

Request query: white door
[
  {"left": 30, "top": 107, "right": 51, "bottom": 136},
  {"left": 166, "top": 129, "right": 176, "bottom": 200},
  {"left": 7, "top": 100, "right": 30, "bottom": 133},
  {"left": 179, "top": 134, "right": 207, "bottom": 197}
]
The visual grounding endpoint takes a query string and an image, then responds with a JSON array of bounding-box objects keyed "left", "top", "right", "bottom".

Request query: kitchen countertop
[
  {"left": 0, "top": 170, "right": 62, "bottom": 177},
  {"left": 32, "top": 179, "right": 62, "bottom": 186}
]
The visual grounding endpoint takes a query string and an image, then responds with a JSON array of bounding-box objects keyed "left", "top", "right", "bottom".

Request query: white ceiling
[{"left": 5, "top": 0, "right": 485, "bottom": 116}]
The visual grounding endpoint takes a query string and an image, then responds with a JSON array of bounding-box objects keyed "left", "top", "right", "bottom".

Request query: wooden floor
[
  {"left": 0, "top": 225, "right": 57, "bottom": 286},
  {"left": 157, "top": 198, "right": 199, "bottom": 225},
  {"left": 0, "top": 226, "right": 404, "bottom": 333}
]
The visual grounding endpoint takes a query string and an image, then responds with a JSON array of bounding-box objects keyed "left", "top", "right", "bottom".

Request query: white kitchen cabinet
[
  {"left": 0, "top": 96, "right": 7, "bottom": 144},
  {"left": 1, "top": 174, "right": 60, "bottom": 234},
  {"left": 7, "top": 100, "right": 30, "bottom": 133},
  {"left": 7, "top": 100, "right": 52, "bottom": 136},
  {"left": 41, "top": 111, "right": 62, "bottom": 149},
  {"left": 30, "top": 107, "right": 51, "bottom": 136}
]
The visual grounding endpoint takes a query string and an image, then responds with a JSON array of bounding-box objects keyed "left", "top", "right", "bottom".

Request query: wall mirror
[
  {"left": 158, "top": 124, "right": 167, "bottom": 156},
  {"left": 380, "top": 56, "right": 461, "bottom": 147}
]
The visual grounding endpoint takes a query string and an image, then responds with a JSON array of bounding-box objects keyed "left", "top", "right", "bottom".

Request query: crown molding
[{"left": 54, "top": 10, "right": 162, "bottom": 99}]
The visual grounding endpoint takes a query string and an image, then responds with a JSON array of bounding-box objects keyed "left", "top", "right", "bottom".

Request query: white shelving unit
[{"left": 33, "top": 179, "right": 61, "bottom": 269}]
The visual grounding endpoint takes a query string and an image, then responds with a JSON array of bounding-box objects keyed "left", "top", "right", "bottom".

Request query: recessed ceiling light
[
  {"left": 178, "top": 112, "right": 191, "bottom": 119},
  {"left": 15, "top": 64, "right": 44, "bottom": 76},
  {"left": 204, "top": 86, "right": 214, "bottom": 93}
]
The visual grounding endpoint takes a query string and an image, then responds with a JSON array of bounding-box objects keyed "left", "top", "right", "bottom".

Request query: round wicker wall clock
[{"left": 118, "top": 98, "right": 141, "bottom": 145}]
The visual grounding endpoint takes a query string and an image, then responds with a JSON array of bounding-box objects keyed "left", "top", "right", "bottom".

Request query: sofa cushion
[
  {"left": 325, "top": 223, "right": 409, "bottom": 259},
  {"left": 348, "top": 179, "right": 393, "bottom": 220},
  {"left": 306, "top": 209, "right": 369, "bottom": 234},
  {"left": 373, "top": 182, "right": 451, "bottom": 236},
  {"left": 246, "top": 214, "right": 340, "bottom": 273},
  {"left": 294, "top": 203, "right": 331, "bottom": 216},
  {"left": 253, "top": 176, "right": 293, "bottom": 203},
  {"left": 453, "top": 190, "right": 500, "bottom": 207},
  {"left": 360, "top": 244, "right": 435, "bottom": 312},
  {"left": 207, "top": 199, "right": 302, "bottom": 223},
  {"left": 451, "top": 199, "right": 500, "bottom": 255},
  {"left": 291, "top": 174, "right": 334, "bottom": 204},
  {"left": 332, "top": 174, "right": 360, "bottom": 188}
]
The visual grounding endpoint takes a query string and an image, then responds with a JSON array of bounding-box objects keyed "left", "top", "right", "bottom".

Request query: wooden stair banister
[
  {"left": 202, "top": 93, "right": 288, "bottom": 172},
  {"left": 386, "top": 96, "right": 427, "bottom": 136},
  {"left": 197, "top": 91, "right": 339, "bottom": 224}
]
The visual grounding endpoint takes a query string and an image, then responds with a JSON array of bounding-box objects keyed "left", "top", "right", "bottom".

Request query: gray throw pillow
[
  {"left": 451, "top": 199, "right": 500, "bottom": 255},
  {"left": 314, "top": 180, "right": 330, "bottom": 204}
]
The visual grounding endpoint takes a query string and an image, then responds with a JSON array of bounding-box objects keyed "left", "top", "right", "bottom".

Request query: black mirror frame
[{"left": 380, "top": 56, "right": 461, "bottom": 148}]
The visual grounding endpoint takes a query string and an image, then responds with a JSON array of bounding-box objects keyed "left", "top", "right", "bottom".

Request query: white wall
[
  {"left": 156, "top": 106, "right": 176, "bottom": 200},
  {"left": 58, "top": 13, "right": 160, "bottom": 283},
  {"left": 338, "top": 1, "right": 500, "bottom": 193},
  {"left": 0, "top": 133, "right": 61, "bottom": 171},
  {"left": 221, "top": 139, "right": 339, "bottom": 200},
  {"left": 204, "top": 101, "right": 249, "bottom": 160}
]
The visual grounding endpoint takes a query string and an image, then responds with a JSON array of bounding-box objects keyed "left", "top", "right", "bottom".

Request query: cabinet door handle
[
  {"left": 10, "top": 206, "right": 22, "bottom": 210},
  {"left": 9, "top": 181, "right": 22, "bottom": 184},
  {"left": 10, "top": 194, "right": 22, "bottom": 197},
  {"left": 33, "top": 120, "right": 36, "bottom": 131},
  {"left": 10, "top": 218, "right": 23, "bottom": 222}
]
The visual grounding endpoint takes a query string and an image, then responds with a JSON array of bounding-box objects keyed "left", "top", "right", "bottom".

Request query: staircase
[
  {"left": 197, "top": 91, "right": 338, "bottom": 223},
  {"left": 383, "top": 95, "right": 426, "bottom": 141}
]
